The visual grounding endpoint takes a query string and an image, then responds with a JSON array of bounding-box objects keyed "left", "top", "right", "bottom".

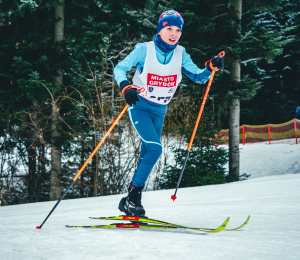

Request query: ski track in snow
[{"left": 1, "top": 143, "right": 300, "bottom": 260}]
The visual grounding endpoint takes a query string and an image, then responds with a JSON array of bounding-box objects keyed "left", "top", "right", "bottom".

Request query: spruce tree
[
  {"left": 240, "top": 0, "right": 300, "bottom": 124},
  {"left": 159, "top": 0, "right": 290, "bottom": 181},
  {"left": 0, "top": 0, "right": 157, "bottom": 204}
]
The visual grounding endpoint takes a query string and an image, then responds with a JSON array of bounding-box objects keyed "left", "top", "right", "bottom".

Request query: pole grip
[
  {"left": 218, "top": 51, "right": 225, "bottom": 58},
  {"left": 205, "top": 51, "right": 226, "bottom": 71}
]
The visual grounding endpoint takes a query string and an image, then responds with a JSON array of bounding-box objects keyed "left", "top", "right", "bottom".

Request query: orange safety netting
[{"left": 217, "top": 118, "right": 300, "bottom": 144}]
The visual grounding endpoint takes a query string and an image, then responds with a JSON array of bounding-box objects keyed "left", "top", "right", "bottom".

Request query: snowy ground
[
  {"left": 238, "top": 140, "right": 300, "bottom": 179},
  {"left": 1, "top": 142, "right": 300, "bottom": 260}
]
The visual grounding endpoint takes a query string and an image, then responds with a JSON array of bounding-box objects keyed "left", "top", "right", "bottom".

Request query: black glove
[
  {"left": 124, "top": 88, "right": 139, "bottom": 106},
  {"left": 206, "top": 56, "right": 224, "bottom": 72}
]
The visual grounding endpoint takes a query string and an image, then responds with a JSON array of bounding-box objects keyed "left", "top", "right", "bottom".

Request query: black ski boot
[{"left": 118, "top": 186, "right": 145, "bottom": 216}]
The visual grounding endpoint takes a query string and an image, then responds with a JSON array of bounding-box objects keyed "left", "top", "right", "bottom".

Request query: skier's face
[{"left": 158, "top": 26, "right": 181, "bottom": 45}]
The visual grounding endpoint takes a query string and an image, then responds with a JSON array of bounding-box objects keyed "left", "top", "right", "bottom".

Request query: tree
[
  {"left": 50, "top": 0, "right": 65, "bottom": 201},
  {"left": 159, "top": 0, "right": 289, "bottom": 182},
  {"left": 0, "top": 0, "right": 56, "bottom": 203},
  {"left": 228, "top": 0, "right": 242, "bottom": 181},
  {"left": 240, "top": 0, "right": 300, "bottom": 124},
  {"left": 0, "top": 0, "right": 156, "bottom": 204}
]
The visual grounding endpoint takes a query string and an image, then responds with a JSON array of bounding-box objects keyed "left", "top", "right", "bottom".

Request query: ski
[
  {"left": 66, "top": 218, "right": 229, "bottom": 233},
  {"left": 88, "top": 216, "right": 230, "bottom": 233},
  {"left": 66, "top": 223, "right": 179, "bottom": 230},
  {"left": 90, "top": 215, "right": 250, "bottom": 231},
  {"left": 206, "top": 215, "right": 250, "bottom": 231}
]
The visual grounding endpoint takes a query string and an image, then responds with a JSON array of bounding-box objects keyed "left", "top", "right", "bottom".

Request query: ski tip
[
  {"left": 171, "top": 195, "right": 177, "bottom": 201},
  {"left": 213, "top": 217, "right": 230, "bottom": 233},
  {"left": 36, "top": 226, "right": 41, "bottom": 229},
  {"left": 246, "top": 215, "right": 251, "bottom": 223}
]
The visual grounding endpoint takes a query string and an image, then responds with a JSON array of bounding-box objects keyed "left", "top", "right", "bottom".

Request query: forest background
[{"left": 0, "top": 0, "right": 299, "bottom": 206}]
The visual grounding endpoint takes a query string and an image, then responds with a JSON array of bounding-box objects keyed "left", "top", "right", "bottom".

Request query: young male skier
[{"left": 114, "top": 10, "right": 224, "bottom": 216}]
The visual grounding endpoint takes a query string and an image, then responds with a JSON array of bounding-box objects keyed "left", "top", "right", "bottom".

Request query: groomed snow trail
[{"left": 1, "top": 172, "right": 300, "bottom": 260}]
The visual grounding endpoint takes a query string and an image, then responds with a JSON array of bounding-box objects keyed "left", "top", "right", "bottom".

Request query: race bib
[{"left": 144, "top": 73, "right": 178, "bottom": 104}]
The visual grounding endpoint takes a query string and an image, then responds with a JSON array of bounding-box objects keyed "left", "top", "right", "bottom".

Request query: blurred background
[{"left": 0, "top": 0, "right": 299, "bottom": 206}]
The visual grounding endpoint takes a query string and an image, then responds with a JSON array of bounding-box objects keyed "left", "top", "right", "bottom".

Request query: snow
[
  {"left": 1, "top": 142, "right": 300, "bottom": 260},
  {"left": 255, "top": 68, "right": 266, "bottom": 75},
  {"left": 283, "top": 54, "right": 291, "bottom": 58},
  {"left": 283, "top": 66, "right": 292, "bottom": 70},
  {"left": 241, "top": 58, "right": 261, "bottom": 66},
  {"left": 235, "top": 140, "right": 300, "bottom": 179}
]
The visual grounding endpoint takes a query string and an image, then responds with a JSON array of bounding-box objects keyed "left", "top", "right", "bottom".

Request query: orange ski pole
[
  {"left": 36, "top": 85, "right": 145, "bottom": 229},
  {"left": 36, "top": 104, "right": 129, "bottom": 229},
  {"left": 171, "top": 51, "right": 225, "bottom": 201}
]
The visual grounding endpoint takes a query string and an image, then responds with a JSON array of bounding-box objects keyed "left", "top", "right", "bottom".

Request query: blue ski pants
[{"left": 128, "top": 105, "right": 165, "bottom": 188}]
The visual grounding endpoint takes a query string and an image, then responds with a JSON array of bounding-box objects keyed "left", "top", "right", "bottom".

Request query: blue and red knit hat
[{"left": 157, "top": 10, "right": 184, "bottom": 33}]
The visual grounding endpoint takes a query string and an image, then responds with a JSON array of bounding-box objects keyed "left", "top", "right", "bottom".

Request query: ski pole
[
  {"left": 171, "top": 51, "right": 225, "bottom": 201},
  {"left": 36, "top": 86, "right": 144, "bottom": 229}
]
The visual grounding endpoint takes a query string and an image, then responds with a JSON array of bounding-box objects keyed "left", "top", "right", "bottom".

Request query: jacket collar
[{"left": 153, "top": 34, "right": 178, "bottom": 54}]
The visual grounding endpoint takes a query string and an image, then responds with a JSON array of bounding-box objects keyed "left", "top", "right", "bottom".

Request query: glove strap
[
  {"left": 205, "top": 59, "right": 215, "bottom": 71},
  {"left": 204, "top": 51, "right": 225, "bottom": 72},
  {"left": 121, "top": 85, "right": 132, "bottom": 95},
  {"left": 122, "top": 85, "right": 144, "bottom": 96}
]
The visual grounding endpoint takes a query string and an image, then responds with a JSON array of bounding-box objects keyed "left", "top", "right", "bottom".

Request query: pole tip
[
  {"left": 36, "top": 226, "right": 41, "bottom": 229},
  {"left": 171, "top": 195, "right": 177, "bottom": 201}
]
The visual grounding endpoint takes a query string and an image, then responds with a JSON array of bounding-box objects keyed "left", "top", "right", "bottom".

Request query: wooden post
[
  {"left": 268, "top": 124, "right": 271, "bottom": 144},
  {"left": 294, "top": 118, "right": 298, "bottom": 144}
]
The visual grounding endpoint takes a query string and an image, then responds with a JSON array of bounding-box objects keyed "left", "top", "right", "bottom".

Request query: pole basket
[{"left": 171, "top": 195, "right": 177, "bottom": 201}]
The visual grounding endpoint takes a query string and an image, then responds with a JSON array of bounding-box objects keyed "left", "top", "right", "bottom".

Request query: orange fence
[{"left": 217, "top": 118, "right": 300, "bottom": 145}]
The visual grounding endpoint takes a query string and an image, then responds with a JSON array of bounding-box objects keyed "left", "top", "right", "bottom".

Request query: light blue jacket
[{"left": 114, "top": 42, "right": 211, "bottom": 87}]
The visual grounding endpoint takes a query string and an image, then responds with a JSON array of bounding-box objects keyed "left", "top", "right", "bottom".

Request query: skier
[{"left": 114, "top": 10, "right": 224, "bottom": 216}]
